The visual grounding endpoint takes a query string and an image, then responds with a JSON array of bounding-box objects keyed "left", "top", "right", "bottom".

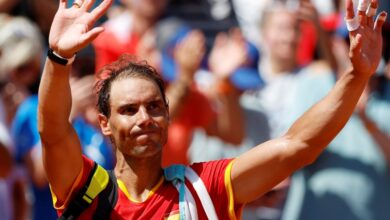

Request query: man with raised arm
[{"left": 38, "top": 0, "right": 387, "bottom": 219}]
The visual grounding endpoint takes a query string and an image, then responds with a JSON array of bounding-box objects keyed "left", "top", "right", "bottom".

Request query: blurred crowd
[{"left": 0, "top": 0, "right": 390, "bottom": 220}]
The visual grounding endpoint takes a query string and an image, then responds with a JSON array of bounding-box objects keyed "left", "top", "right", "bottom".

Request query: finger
[
  {"left": 59, "top": 0, "right": 68, "bottom": 9},
  {"left": 374, "top": 11, "right": 388, "bottom": 33},
  {"left": 366, "top": 0, "right": 378, "bottom": 28},
  {"left": 346, "top": 0, "right": 355, "bottom": 19},
  {"left": 72, "top": 0, "right": 84, "bottom": 8},
  {"left": 80, "top": 27, "right": 105, "bottom": 45},
  {"left": 358, "top": 0, "right": 370, "bottom": 25},
  {"left": 345, "top": 0, "right": 360, "bottom": 33},
  {"left": 90, "top": 0, "right": 113, "bottom": 21},
  {"left": 349, "top": 33, "right": 363, "bottom": 58},
  {"left": 83, "top": 0, "right": 96, "bottom": 11}
]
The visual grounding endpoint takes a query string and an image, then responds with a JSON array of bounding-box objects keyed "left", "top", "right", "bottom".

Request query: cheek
[
  {"left": 156, "top": 112, "right": 169, "bottom": 126},
  {"left": 111, "top": 117, "right": 134, "bottom": 138},
  {"left": 155, "top": 116, "right": 169, "bottom": 138}
]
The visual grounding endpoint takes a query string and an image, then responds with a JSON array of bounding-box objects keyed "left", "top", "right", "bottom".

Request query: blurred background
[{"left": 0, "top": 0, "right": 390, "bottom": 219}]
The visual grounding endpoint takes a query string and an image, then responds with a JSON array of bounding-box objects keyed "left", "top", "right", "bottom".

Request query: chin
[{"left": 131, "top": 143, "right": 162, "bottom": 158}]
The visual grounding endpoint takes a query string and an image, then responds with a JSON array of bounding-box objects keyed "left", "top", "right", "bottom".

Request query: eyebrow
[{"left": 117, "top": 98, "right": 164, "bottom": 109}]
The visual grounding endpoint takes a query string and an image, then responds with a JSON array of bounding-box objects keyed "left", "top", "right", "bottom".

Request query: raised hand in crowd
[
  {"left": 208, "top": 28, "right": 248, "bottom": 80},
  {"left": 166, "top": 30, "right": 206, "bottom": 118}
]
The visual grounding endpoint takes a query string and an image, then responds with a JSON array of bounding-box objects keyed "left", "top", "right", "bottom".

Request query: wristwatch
[{"left": 47, "top": 49, "right": 76, "bottom": 66}]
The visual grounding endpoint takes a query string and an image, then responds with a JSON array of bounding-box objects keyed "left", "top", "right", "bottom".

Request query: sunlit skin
[
  {"left": 38, "top": 0, "right": 387, "bottom": 210},
  {"left": 99, "top": 77, "right": 169, "bottom": 160}
]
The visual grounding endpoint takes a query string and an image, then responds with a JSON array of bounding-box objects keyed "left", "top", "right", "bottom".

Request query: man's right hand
[{"left": 49, "top": 0, "right": 113, "bottom": 58}]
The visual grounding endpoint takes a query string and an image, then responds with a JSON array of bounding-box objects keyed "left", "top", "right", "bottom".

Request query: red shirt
[{"left": 53, "top": 156, "right": 243, "bottom": 220}]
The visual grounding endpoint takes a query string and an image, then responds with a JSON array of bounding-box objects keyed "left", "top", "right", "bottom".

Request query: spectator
[
  {"left": 37, "top": 0, "right": 386, "bottom": 218},
  {"left": 0, "top": 94, "right": 28, "bottom": 220},
  {"left": 0, "top": 14, "right": 43, "bottom": 126},
  {"left": 154, "top": 21, "right": 247, "bottom": 166},
  {"left": 0, "top": 0, "right": 57, "bottom": 39},
  {"left": 0, "top": 101, "right": 14, "bottom": 220}
]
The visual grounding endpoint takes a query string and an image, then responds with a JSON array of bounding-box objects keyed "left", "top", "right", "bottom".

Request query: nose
[{"left": 137, "top": 106, "right": 153, "bottom": 126}]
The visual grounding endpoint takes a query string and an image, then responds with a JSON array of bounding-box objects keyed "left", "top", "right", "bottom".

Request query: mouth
[
  {"left": 133, "top": 130, "right": 160, "bottom": 146},
  {"left": 131, "top": 129, "right": 159, "bottom": 140}
]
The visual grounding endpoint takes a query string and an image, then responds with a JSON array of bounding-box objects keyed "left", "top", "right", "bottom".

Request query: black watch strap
[{"left": 47, "top": 49, "right": 76, "bottom": 66}]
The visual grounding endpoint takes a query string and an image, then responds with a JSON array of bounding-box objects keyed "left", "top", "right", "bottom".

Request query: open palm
[
  {"left": 347, "top": 0, "right": 386, "bottom": 77},
  {"left": 49, "top": 0, "right": 112, "bottom": 58},
  {"left": 208, "top": 29, "right": 248, "bottom": 79}
]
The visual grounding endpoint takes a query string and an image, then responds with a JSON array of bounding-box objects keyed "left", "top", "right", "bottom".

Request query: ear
[{"left": 98, "top": 113, "right": 111, "bottom": 136}]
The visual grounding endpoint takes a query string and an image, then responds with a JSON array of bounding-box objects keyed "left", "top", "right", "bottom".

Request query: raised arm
[
  {"left": 231, "top": 0, "right": 387, "bottom": 204},
  {"left": 166, "top": 30, "right": 206, "bottom": 118},
  {"left": 38, "top": 0, "right": 112, "bottom": 202},
  {"left": 205, "top": 29, "right": 247, "bottom": 144}
]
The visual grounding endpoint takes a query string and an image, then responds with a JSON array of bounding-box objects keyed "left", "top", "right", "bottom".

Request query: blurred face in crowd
[
  {"left": 100, "top": 76, "right": 169, "bottom": 158},
  {"left": 126, "top": 0, "right": 167, "bottom": 20},
  {"left": 261, "top": 8, "right": 300, "bottom": 64},
  {"left": 12, "top": 58, "right": 41, "bottom": 87}
]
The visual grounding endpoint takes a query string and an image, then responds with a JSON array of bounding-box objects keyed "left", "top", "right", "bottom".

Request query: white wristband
[
  {"left": 366, "top": 6, "right": 377, "bottom": 17},
  {"left": 358, "top": 0, "right": 370, "bottom": 12},
  {"left": 345, "top": 16, "right": 360, "bottom": 31}
]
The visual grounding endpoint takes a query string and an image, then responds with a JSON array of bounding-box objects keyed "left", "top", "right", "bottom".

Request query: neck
[{"left": 114, "top": 151, "right": 163, "bottom": 202}]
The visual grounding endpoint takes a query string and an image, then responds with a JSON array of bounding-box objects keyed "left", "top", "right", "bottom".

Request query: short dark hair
[{"left": 95, "top": 54, "right": 168, "bottom": 117}]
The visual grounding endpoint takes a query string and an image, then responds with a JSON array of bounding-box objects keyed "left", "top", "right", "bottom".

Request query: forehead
[
  {"left": 265, "top": 10, "right": 298, "bottom": 28},
  {"left": 109, "top": 77, "right": 163, "bottom": 106}
]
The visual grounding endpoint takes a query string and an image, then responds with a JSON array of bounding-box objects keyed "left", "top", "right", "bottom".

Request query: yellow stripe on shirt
[
  {"left": 224, "top": 160, "right": 243, "bottom": 220},
  {"left": 51, "top": 162, "right": 85, "bottom": 210},
  {"left": 117, "top": 176, "right": 164, "bottom": 203}
]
